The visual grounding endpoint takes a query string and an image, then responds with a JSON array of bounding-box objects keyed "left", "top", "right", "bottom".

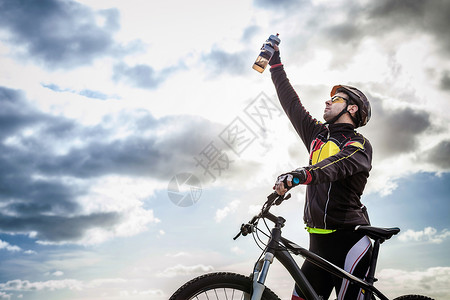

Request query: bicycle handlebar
[{"left": 233, "top": 187, "right": 294, "bottom": 240}]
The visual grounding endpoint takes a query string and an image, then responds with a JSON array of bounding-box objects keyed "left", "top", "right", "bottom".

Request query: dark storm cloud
[
  {"left": 367, "top": 0, "right": 450, "bottom": 46},
  {"left": 379, "top": 108, "right": 431, "bottom": 153},
  {"left": 366, "top": 95, "right": 432, "bottom": 157},
  {"left": 0, "top": 160, "right": 83, "bottom": 216},
  {"left": 0, "top": 88, "right": 41, "bottom": 139},
  {"left": 318, "top": 0, "right": 450, "bottom": 50},
  {"left": 0, "top": 85, "right": 221, "bottom": 242},
  {"left": 0, "top": 212, "right": 121, "bottom": 242},
  {"left": 0, "top": 0, "right": 128, "bottom": 68},
  {"left": 422, "top": 140, "right": 450, "bottom": 169},
  {"left": 0, "top": 86, "right": 88, "bottom": 217},
  {"left": 440, "top": 72, "right": 450, "bottom": 91},
  {"left": 259, "top": 0, "right": 450, "bottom": 76},
  {"left": 36, "top": 113, "right": 222, "bottom": 179}
]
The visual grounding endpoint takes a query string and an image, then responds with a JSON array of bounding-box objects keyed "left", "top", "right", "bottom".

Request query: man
[{"left": 269, "top": 46, "right": 373, "bottom": 300}]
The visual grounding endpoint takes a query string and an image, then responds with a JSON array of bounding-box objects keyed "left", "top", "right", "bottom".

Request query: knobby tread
[
  {"left": 393, "top": 295, "right": 435, "bottom": 300},
  {"left": 169, "top": 272, "right": 281, "bottom": 300}
]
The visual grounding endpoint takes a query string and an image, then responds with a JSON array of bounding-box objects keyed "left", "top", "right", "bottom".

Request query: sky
[{"left": 0, "top": 0, "right": 449, "bottom": 299}]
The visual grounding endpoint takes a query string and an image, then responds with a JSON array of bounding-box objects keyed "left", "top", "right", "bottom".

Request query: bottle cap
[{"left": 269, "top": 34, "right": 281, "bottom": 45}]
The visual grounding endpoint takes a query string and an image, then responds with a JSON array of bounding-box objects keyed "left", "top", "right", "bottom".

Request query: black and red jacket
[{"left": 271, "top": 65, "right": 372, "bottom": 230}]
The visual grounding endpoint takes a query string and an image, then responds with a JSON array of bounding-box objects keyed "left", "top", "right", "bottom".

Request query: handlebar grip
[{"left": 267, "top": 192, "right": 279, "bottom": 202}]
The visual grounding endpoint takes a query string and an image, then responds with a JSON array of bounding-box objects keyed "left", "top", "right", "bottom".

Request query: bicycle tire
[
  {"left": 169, "top": 272, "right": 281, "bottom": 300},
  {"left": 393, "top": 295, "right": 435, "bottom": 300}
]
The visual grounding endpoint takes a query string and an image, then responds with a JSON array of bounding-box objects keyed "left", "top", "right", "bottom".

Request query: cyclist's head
[{"left": 330, "top": 85, "right": 371, "bottom": 128}]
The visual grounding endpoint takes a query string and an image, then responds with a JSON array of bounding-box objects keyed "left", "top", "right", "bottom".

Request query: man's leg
[
  {"left": 291, "top": 234, "right": 334, "bottom": 300},
  {"left": 334, "top": 235, "right": 372, "bottom": 300},
  {"left": 291, "top": 231, "right": 372, "bottom": 300},
  {"left": 291, "top": 260, "right": 334, "bottom": 299}
]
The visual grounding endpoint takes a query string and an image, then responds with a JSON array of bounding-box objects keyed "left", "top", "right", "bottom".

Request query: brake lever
[
  {"left": 233, "top": 223, "right": 254, "bottom": 240},
  {"left": 275, "top": 193, "right": 291, "bottom": 205}
]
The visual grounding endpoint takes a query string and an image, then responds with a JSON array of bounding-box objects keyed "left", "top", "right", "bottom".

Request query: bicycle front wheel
[{"left": 169, "top": 272, "right": 281, "bottom": 300}]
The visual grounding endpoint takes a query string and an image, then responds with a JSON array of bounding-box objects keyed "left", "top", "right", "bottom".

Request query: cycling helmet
[{"left": 330, "top": 85, "right": 371, "bottom": 127}]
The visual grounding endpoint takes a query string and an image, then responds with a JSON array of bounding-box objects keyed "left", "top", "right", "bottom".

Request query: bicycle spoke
[{"left": 190, "top": 288, "right": 248, "bottom": 300}]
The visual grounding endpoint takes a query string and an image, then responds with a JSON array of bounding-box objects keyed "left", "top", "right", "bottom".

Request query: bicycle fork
[
  {"left": 251, "top": 252, "right": 275, "bottom": 300},
  {"left": 250, "top": 219, "right": 284, "bottom": 300}
]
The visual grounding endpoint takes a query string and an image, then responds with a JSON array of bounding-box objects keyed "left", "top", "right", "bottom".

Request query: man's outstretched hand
[
  {"left": 274, "top": 168, "right": 307, "bottom": 195},
  {"left": 269, "top": 44, "right": 281, "bottom": 66}
]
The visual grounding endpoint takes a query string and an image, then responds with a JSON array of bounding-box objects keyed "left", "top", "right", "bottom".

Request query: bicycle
[{"left": 169, "top": 189, "right": 434, "bottom": 300}]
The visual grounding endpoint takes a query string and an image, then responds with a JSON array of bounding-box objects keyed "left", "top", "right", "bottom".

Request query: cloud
[
  {"left": 231, "top": 246, "right": 244, "bottom": 255},
  {"left": 375, "top": 107, "right": 431, "bottom": 155},
  {"left": 254, "top": 0, "right": 450, "bottom": 75},
  {"left": 112, "top": 63, "right": 182, "bottom": 90},
  {"left": 0, "top": 85, "right": 226, "bottom": 243},
  {"left": 0, "top": 277, "right": 128, "bottom": 292},
  {"left": 440, "top": 72, "right": 450, "bottom": 91},
  {"left": 0, "top": 0, "right": 130, "bottom": 68},
  {"left": 0, "top": 87, "right": 44, "bottom": 140},
  {"left": 51, "top": 271, "right": 64, "bottom": 277},
  {"left": 365, "top": 0, "right": 450, "bottom": 54},
  {"left": 364, "top": 94, "right": 433, "bottom": 159},
  {"left": 201, "top": 48, "right": 253, "bottom": 77},
  {"left": 253, "top": 0, "right": 307, "bottom": 10},
  {"left": 1, "top": 85, "right": 221, "bottom": 180},
  {"left": 377, "top": 267, "right": 450, "bottom": 299},
  {"left": 0, "top": 279, "right": 83, "bottom": 292},
  {"left": 313, "top": 0, "right": 450, "bottom": 56},
  {"left": 157, "top": 264, "right": 214, "bottom": 278},
  {"left": 36, "top": 115, "right": 222, "bottom": 180},
  {"left": 0, "top": 291, "right": 11, "bottom": 299},
  {"left": 0, "top": 212, "right": 121, "bottom": 243},
  {"left": 0, "top": 240, "right": 21, "bottom": 252},
  {"left": 165, "top": 252, "right": 191, "bottom": 258},
  {"left": 421, "top": 140, "right": 450, "bottom": 170},
  {"left": 41, "top": 83, "right": 119, "bottom": 100},
  {"left": 119, "top": 289, "right": 165, "bottom": 297},
  {"left": 215, "top": 200, "right": 240, "bottom": 223},
  {"left": 241, "top": 25, "right": 262, "bottom": 42},
  {"left": 398, "top": 227, "right": 450, "bottom": 244}
]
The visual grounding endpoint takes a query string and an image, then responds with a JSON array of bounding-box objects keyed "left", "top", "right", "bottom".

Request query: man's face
[{"left": 323, "top": 92, "right": 348, "bottom": 122}]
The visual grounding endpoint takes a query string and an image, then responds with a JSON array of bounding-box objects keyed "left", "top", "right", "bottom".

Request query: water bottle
[{"left": 252, "top": 34, "right": 281, "bottom": 73}]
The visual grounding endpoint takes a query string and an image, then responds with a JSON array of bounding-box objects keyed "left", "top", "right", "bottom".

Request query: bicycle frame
[{"left": 251, "top": 212, "right": 389, "bottom": 300}]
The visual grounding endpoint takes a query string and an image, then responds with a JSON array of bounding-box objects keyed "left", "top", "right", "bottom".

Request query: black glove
[
  {"left": 275, "top": 168, "right": 308, "bottom": 188},
  {"left": 269, "top": 49, "right": 281, "bottom": 66}
]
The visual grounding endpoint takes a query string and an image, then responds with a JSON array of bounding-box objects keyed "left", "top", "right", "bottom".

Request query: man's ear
[{"left": 348, "top": 104, "right": 358, "bottom": 114}]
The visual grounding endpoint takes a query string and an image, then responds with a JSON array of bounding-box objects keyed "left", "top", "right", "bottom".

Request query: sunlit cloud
[
  {"left": 0, "top": 240, "right": 21, "bottom": 252},
  {"left": 398, "top": 227, "right": 450, "bottom": 244},
  {"left": 378, "top": 267, "right": 450, "bottom": 299},
  {"left": 215, "top": 200, "right": 240, "bottom": 223},
  {"left": 157, "top": 264, "right": 214, "bottom": 278}
]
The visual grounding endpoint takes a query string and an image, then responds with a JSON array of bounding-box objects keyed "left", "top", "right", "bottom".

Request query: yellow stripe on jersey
[{"left": 311, "top": 141, "right": 340, "bottom": 164}]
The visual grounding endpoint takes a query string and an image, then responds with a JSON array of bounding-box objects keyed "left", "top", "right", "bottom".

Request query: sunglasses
[{"left": 330, "top": 96, "right": 348, "bottom": 104}]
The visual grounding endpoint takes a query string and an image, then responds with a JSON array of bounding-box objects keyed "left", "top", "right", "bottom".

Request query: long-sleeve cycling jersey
[{"left": 271, "top": 65, "right": 372, "bottom": 230}]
